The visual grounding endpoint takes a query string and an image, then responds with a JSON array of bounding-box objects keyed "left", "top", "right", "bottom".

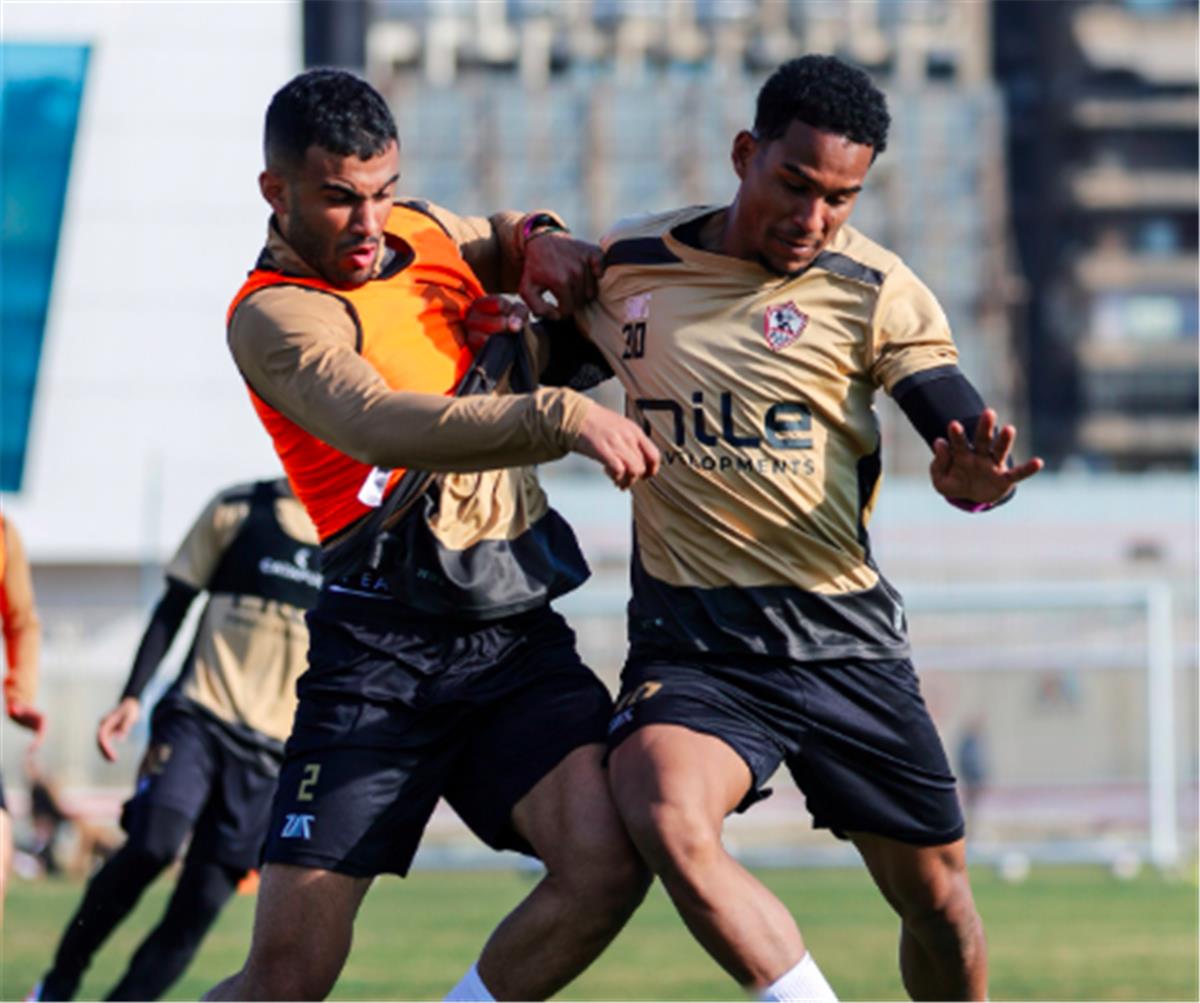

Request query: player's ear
[
  {"left": 731, "top": 130, "right": 759, "bottom": 181},
  {"left": 259, "top": 169, "right": 288, "bottom": 217}
]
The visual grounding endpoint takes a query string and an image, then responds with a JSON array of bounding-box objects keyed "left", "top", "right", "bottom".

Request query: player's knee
[
  {"left": 623, "top": 799, "right": 723, "bottom": 882},
  {"left": 118, "top": 841, "right": 178, "bottom": 880},
  {"left": 553, "top": 828, "right": 651, "bottom": 925},
  {"left": 900, "top": 865, "right": 981, "bottom": 950},
  {"left": 242, "top": 940, "right": 341, "bottom": 1001},
  {"left": 188, "top": 863, "right": 244, "bottom": 921},
  {"left": 591, "top": 846, "right": 651, "bottom": 924},
  {"left": 123, "top": 814, "right": 190, "bottom": 871}
]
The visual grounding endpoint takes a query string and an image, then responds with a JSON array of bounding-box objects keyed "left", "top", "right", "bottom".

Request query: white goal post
[{"left": 902, "top": 581, "right": 1179, "bottom": 870}]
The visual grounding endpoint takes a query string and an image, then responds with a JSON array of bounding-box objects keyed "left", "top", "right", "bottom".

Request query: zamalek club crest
[{"left": 763, "top": 301, "right": 808, "bottom": 352}]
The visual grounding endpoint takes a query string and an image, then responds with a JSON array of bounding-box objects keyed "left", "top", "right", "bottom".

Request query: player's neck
[
  {"left": 695, "top": 207, "right": 729, "bottom": 255},
  {"left": 705, "top": 203, "right": 762, "bottom": 265}
]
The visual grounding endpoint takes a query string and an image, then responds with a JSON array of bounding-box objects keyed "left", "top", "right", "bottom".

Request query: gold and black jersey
[
  {"left": 163, "top": 480, "right": 319, "bottom": 749},
  {"left": 578, "top": 206, "right": 959, "bottom": 660}
]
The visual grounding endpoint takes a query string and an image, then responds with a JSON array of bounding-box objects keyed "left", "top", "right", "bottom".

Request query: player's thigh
[
  {"left": 609, "top": 723, "right": 753, "bottom": 842},
  {"left": 244, "top": 862, "right": 372, "bottom": 982},
  {"left": 607, "top": 658, "right": 772, "bottom": 847},
  {"left": 850, "top": 831, "right": 973, "bottom": 920},
  {"left": 443, "top": 615, "right": 614, "bottom": 862},
  {"left": 508, "top": 742, "right": 636, "bottom": 880}
]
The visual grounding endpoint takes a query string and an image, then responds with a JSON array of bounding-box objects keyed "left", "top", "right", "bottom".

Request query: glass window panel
[{"left": 0, "top": 43, "right": 90, "bottom": 491}]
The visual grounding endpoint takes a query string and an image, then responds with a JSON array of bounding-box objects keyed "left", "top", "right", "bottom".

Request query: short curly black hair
[
  {"left": 265, "top": 68, "right": 398, "bottom": 169},
  {"left": 754, "top": 55, "right": 890, "bottom": 155}
]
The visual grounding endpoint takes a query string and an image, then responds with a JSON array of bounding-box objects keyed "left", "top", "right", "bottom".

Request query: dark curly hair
[
  {"left": 754, "top": 55, "right": 890, "bottom": 155},
  {"left": 265, "top": 68, "right": 398, "bottom": 169}
]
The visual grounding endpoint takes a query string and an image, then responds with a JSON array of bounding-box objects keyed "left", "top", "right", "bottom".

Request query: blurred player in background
[
  {"left": 573, "top": 55, "right": 1044, "bottom": 1001},
  {"left": 33, "top": 478, "right": 320, "bottom": 1001},
  {"left": 956, "top": 716, "right": 990, "bottom": 833},
  {"left": 205, "top": 70, "right": 657, "bottom": 1002},
  {"left": 19, "top": 749, "right": 119, "bottom": 879},
  {"left": 1, "top": 513, "right": 46, "bottom": 926}
]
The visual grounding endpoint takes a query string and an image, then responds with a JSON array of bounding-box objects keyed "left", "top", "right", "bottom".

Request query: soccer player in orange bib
[
  {"left": 0, "top": 513, "right": 45, "bottom": 928},
  {"left": 205, "top": 70, "right": 658, "bottom": 1001},
  {"left": 576, "top": 55, "right": 1044, "bottom": 1001}
]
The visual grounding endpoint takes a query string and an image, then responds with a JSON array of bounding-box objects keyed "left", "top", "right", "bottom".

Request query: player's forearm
[
  {"left": 120, "top": 580, "right": 197, "bottom": 701},
  {"left": 892, "top": 365, "right": 985, "bottom": 449},
  {"left": 246, "top": 351, "right": 592, "bottom": 471},
  {"left": 2, "top": 616, "right": 40, "bottom": 707},
  {"left": 426, "top": 203, "right": 566, "bottom": 294},
  {"left": 342, "top": 386, "right": 591, "bottom": 471},
  {"left": 2, "top": 527, "right": 41, "bottom": 706}
]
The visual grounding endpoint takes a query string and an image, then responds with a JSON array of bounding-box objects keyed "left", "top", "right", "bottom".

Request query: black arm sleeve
[
  {"left": 120, "top": 579, "right": 199, "bottom": 701},
  {"left": 892, "top": 365, "right": 986, "bottom": 449},
  {"left": 893, "top": 364, "right": 1016, "bottom": 512},
  {"left": 535, "top": 318, "right": 614, "bottom": 391}
]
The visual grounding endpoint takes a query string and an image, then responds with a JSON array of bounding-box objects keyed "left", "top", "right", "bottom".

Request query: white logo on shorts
[{"left": 281, "top": 813, "right": 315, "bottom": 839}]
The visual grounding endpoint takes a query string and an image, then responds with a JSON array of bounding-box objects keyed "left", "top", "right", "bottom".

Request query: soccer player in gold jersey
[{"left": 575, "top": 55, "right": 1044, "bottom": 1001}]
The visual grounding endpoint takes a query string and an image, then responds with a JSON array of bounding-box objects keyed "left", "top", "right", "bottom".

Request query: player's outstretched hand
[
  {"left": 463, "top": 295, "right": 529, "bottom": 351},
  {"left": 573, "top": 403, "right": 661, "bottom": 490},
  {"left": 930, "top": 409, "right": 1044, "bottom": 507},
  {"left": 519, "top": 232, "right": 603, "bottom": 320},
  {"left": 96, "top": 697, "right": 141, "bottom": 763},
  {"left": 7, "top": 698, "right": 46, "bottom": 749}
]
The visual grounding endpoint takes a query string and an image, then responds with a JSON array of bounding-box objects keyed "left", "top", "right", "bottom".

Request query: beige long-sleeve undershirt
[{"left": 229, "top": 204, "right": 592, "bottom": 474}]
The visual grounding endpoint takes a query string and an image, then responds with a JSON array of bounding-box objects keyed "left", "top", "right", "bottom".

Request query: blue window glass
[{"left": 1, "top": 43, "right": 89, "bottom": 491}]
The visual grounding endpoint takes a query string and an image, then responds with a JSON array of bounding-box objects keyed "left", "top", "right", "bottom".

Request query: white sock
[
  {"left": 444, "top": 962, "right": 496, "bottom": 1002},
  {"left": 760, "top": 953, "right": 838, "bottom": 1002}
]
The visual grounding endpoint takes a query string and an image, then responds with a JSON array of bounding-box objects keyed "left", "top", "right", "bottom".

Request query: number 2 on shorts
[{"left": 297, "top": 763, "right": 321, "bottom": 802}]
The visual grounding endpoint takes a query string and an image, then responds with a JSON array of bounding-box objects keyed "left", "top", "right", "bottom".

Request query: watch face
[{"left": 523, "top": 213, "right": 562, "bottom": 240}]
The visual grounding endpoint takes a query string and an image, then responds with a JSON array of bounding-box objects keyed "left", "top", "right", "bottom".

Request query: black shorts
[
  {"left": 608, "top": 652, "right": 964, "bottom": 846},
  {"left": 120, "top": 704, "right": 278, "bottom": 871},
  {"left": 262, "top": 600, "right": 612, "bottom": 877}
]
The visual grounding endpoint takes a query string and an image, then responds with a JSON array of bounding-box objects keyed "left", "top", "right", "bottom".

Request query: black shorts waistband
[{"left": 315, "top": 587, "right": 551, "bottom": 634}]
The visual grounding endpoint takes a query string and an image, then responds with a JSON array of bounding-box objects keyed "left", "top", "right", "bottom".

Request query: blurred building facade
[
  {"left": 360, "top": 0, "right": 1022, "bottom": 476},
  {"left": 994, "top": 0, "right": 1199, "bottom": 470}
]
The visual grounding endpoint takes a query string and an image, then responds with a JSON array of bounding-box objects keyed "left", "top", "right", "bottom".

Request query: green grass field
[{"left": 3, "top": 864, "right": 1196, "bottom": 1001}]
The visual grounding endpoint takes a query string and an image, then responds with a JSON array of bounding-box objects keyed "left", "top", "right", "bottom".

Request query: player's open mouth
[{"left": 343, "top": 244, "right": 377, "bottom": 268}]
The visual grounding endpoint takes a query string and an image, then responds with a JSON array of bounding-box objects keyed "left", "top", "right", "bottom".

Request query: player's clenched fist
[
  {"left": 519, "top": 233, "right": 604, "bottom": 320},
  {"left": 572, "top": 402, "right": 661, "bottom": 489},
  {"left": 463, "top": 294, "right": 529, "bottom": 351}
]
